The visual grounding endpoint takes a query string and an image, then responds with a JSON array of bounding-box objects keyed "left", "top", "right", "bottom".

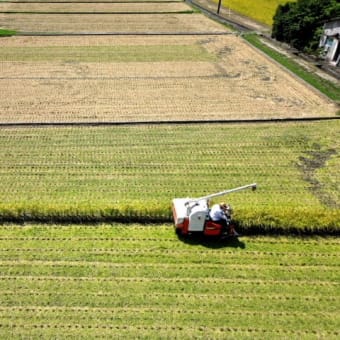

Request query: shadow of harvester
[{"left": 177, "top": 233, "right": 246, "bottom": 249}]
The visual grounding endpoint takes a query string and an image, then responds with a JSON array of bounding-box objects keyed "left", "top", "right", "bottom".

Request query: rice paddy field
[
  {"left": 0, "top": 224, "right": 339, "bottom": 338},
  {"left": 0, "top": 34, "right": 337, "bottom": 123},
  {"left": 214, "top": 0, "right": 295, "bottom": 26},
  {"left": 0, "top": 0, "right": 339, "bottom": 338},
  {"left": 0, "top": 2, "right": 192, "bottom": 13},
  {"left": 0, "top": 121, "right": 339, "bottom": 232}
]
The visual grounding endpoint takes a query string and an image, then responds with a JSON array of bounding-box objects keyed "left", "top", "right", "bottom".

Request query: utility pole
[{"left": 217, "top": 0, "right": 222, "bottom": 14}]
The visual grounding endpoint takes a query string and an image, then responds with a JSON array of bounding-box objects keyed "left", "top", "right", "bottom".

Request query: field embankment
[
  {"left": 0, "top": 121, "right": 338, "bottom": 234},
  {"left": 0, "top": 224, "right": 339, "bottom": 338}
]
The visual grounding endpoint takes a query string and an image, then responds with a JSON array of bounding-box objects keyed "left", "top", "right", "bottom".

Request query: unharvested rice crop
[
  {"left": 0, "top": 224, "right": 339, "bottom": 338},
  {"left": 0, "top": 121, "right": 339, "bottom": 232},
  {"left": 215, "top": 0, "right": 294, "bottom": 26},
  {"left": 0, "top": 2, "right": 192, "bottom": 13},
  {"left": 0, "top": 35, "right": 337, "bottom": 124}
]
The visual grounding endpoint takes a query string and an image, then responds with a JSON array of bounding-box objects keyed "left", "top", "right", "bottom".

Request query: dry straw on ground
[
  {"left": 0, "top": 35, "right": 336, "bottom": 123},
  {"left": 0, "top": 13, "right": 226, "bottom": 34},
  {"left": 0, "top": 2, "right": 192, "bottom": 13}
]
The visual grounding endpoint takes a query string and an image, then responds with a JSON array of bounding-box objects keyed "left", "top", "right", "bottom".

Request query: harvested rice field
[
  {"left": 0, "top": 12, "right": 226, "bottom": 34},
  {"left": 0, "top": 35, "right": 337, "bottom": 123},
  {"left": 0, "top": 1, "right": 192, "bottom": 14}
]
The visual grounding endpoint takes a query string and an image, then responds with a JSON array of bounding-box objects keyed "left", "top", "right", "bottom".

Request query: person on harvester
[{"left": 209, "top": 202, "right": 239, "bottom": 236}]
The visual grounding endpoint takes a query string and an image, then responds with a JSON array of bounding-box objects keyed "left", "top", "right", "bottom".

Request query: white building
[{"left": 319, "top": 18, "right": 340, "bottom": 66}]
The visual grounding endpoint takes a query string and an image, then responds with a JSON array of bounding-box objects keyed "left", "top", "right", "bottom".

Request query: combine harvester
[{"left": 172, "top": 183, "right": 257, "bottom": 237}]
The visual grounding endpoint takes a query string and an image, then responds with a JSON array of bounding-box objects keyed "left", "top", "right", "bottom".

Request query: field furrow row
[
  {"left": 0, "top": 260, "right": 338, "bottom": 269},
  {"left": 0, "top": 2, "right": 192, "bottom": 14},
  {"left": 1, "top": 275, "right": 338, "bottom": 287},
  {"left": 0, "top": 236, "right": 340, "bottom": 247},
  {"left": 0, "top": 306, "right": 337, "bottom": 318},
  {"left": 0, "top": 323, "right": 338, "bottom": 337},
  {"left": 0, "top": 248, "right": 338, "bottom": 257}
]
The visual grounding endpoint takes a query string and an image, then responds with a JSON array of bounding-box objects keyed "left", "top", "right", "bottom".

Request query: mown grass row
[
  {"left": 0, "top": 224, "right": 339, "bottom": 338},
  {"left": 0, "top": 121, "right": 339, "bottom": 233}
]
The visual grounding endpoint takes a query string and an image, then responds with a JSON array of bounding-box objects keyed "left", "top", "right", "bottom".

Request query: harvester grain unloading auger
[{"left": 172, "top": 183, "right": 257, "bottom": 237}]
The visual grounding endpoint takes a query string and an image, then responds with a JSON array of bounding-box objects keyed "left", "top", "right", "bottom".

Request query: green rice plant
[
  {"left": 0, "top": 121, "right": 339, "bottom": 233},
  {"left": 0, "top": 224, "right": 339, "bottom": 338}
]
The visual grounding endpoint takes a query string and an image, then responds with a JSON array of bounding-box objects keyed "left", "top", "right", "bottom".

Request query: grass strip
[
  {"left": 0, "top": 29, "right": 17, "bottom": 36},
  {"left": 243, "top": 33, "right": 340, "bottom": 102}
]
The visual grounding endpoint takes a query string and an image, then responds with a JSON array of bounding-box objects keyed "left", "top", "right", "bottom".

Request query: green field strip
[
  {"left": 0, "top": 253, "right": 338, "bottom": 269},
  {"left": 0, "top": 122, "right": 339, "bottom": 231},
  {"left": 1, "top": 279, "right": 337, "bottom": 298},
  {"left": 1, "top": 276, "right": 338, "bottom": 293},
  {"left": 0, "top": 307, "right": 338, "bottom": 333},
  {"left": 0, "top": 45, "right": 214, "bottom": 62},
  {"left": 0, "top": 224, "right": 340, "bottom": 246},
  {"left": 1, "top": 249, "right": 338, "bottom": 267},
  {"left": 0, "top": 224, "right": 338, "bottom": 339},
  {"left": 0, "top": 262, "right": 338, "bottom": 281},
  {"left": 0, "top": 28, "right": 17, "bottom": 36},
  {"left": 0, "top": 237, "right": 339, "bottom": 253},
  {"left": 0, "top": 236, "right": 340, "bottom": 247},
  {"left": 0, "top": 289, "right": 338, "bottom": 311},
  {"left": 0, "top": 247, "right": 338, "bottom": 259},
  {"left": 0, "top": 306, "right": 337, "bottom": 319},
  {"left": 0, "top": 225, "right": 340, "bottom": 248},
  {"left": 0, "top": 324, "right": 337, "bottom": 340}
]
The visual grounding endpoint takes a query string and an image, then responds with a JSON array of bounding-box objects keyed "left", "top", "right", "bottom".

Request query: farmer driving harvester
[
  {"left": 209, "top": 202, "right": 239, "bottom": 236},
  {"left": 172, "top": 183, "right": 256, "bottom": 237}
]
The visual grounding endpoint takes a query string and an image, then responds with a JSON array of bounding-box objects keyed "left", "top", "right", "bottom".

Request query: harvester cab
[{"left": 172, "top": 183, "right": 257, "bottom": 237}]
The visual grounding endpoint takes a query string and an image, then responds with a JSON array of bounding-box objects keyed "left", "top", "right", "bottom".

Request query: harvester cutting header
[{"left": 172, "top": 183, "right": 257, "bottom": 237}]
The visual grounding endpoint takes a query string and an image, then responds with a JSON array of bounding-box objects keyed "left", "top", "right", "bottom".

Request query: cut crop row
[
  {"left": 0, "top": 13, "right": 226, "bottom": 34},
  {"left": 0, "top": 2, "right": 192, "bottom": 14},
  {"left": 0, "top": 224, "right": 338, "bottom": 337},
  {"left": 0, "top": 262, "right": 338, "bottom": 281}
]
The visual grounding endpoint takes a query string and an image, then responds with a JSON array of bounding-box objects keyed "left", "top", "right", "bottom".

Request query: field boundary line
[
  {"left": 17, "top": 31, "right": 231, "bottom": 36},
  {"left": 0, "top": 236, "right": 339, "bottom": 245},
  {"left": 0, "top": 306, "right": 337, "bottom": 318},
  {"left": 0, "top": 260, "right": 338, "bottom": 270},
  {"left": 0, "top": 117, "right": 339, "bottom": 129},
  {"left": 0, "top": 0, "right": 186, "bottom": 1},
  {"left": 0, "top": 11, "right": 195, "bottom": 15},
  {"left": 1, "top": 291, "right": 338, "bottom": 303},
  {"left": 0, "top": 275, "right": 338, "bottom": 286},
  {"left": 0, "top": 248, "right": 338, "bottom": 257},
  {"left": 0, "top": 323, "right": 337, "bottom": 336}
]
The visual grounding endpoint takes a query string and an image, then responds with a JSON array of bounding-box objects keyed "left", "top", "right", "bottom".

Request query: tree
[{"left": 272, "top": 0, "right": 340, "bottom": 53}]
